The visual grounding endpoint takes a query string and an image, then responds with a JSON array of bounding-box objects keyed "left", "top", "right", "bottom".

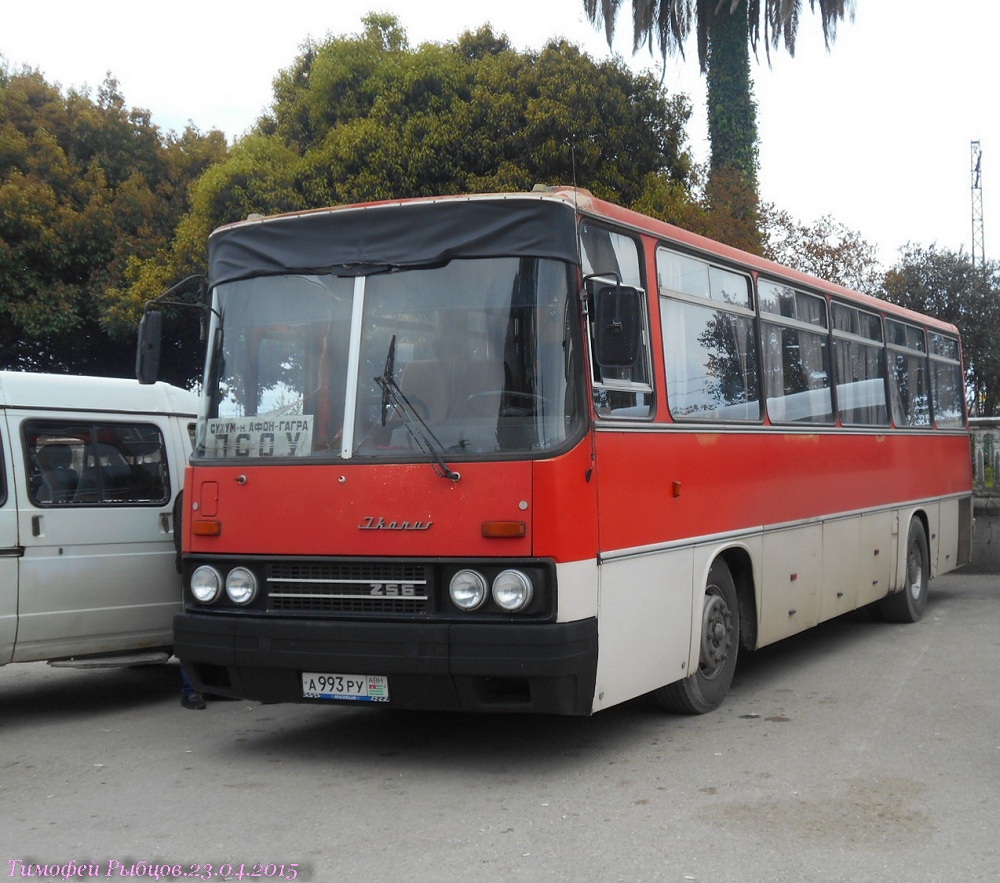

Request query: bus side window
[
  {"left": 832, "top": 303, "right": 889, "bottom": 427},
  {"left": 929, "top": 333, "right": 965, "bottom": 427},
  {"left": 886, "top": 319, "right": 930, "bottom": 428},
  {"left": 580, "top": 222, "right": 653, "bottom": 419},
  {"left": 760, "top": 281, "right": 833, "bottom": 424},
  {"left": 657, "top": 248, "right": 760, "bottom": 422}
]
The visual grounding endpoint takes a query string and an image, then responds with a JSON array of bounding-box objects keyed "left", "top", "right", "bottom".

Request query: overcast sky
[{"left": 4, "top": 1, "right": 997, "bottom": 266}]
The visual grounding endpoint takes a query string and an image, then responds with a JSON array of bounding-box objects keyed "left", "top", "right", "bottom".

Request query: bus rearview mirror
[
  {"left": 594, "top": 285, "right": 642, "bottom": 368},
  {"left": 136, "top": 310, "right": 163, "bottom": 385}
]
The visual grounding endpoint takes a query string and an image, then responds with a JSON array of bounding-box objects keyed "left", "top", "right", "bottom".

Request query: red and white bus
[{"left": 161, "top": 188, "right": 973, "bottom": 715}]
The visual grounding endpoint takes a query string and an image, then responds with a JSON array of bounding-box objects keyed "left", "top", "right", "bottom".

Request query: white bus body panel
[
  {"left": 820, "top": 517, "right": 862, "bottom": 621},
  {"left": 759, "top": 524, "right": 822, "bottom": 645},
  {"left": 592, "top": 548, "right": 693, "bottom": 712},
  {"left": 587, "top": 495, "right": 965, "bottom": 712},
  {"left": 934, "top": 498, "right": 960, "bottom": 574}
]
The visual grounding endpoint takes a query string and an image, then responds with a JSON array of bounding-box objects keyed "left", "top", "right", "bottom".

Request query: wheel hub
[
  {"left": 699, "top": 592, "right": 732, "bottom": 680},
  {"left": 907, "top": 544, "right": 924, "bottom": 600}
]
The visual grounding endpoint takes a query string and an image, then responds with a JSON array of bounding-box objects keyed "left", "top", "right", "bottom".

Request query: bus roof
[
  {"left": 566, "top": 189, "right": 963, "bottom": 338},
  {"left": 210, "top": 188, "right": 960, "bottom": 338},
  {"left": 208, "top": 193, "right": 578, "bottom": 288},
  {"left": 0, "top": 372, "right": 200, "bottom": 416}
]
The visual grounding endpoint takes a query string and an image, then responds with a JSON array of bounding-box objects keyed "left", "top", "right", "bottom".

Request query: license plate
[{"left": 302, "top": 672, "right": 389, "bottom": 702}]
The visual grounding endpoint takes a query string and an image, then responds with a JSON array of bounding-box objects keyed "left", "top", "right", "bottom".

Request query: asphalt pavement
[{"left": 1, "top": 570, "right": 998, "bottom": 882}]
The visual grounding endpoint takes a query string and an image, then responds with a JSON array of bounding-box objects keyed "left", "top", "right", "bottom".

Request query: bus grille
[{"left": 266, "top": 562, "right": 430, "bottom": 615}]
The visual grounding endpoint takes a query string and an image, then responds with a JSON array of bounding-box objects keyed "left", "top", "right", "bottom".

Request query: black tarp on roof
[{"left": 208, "top": 196, "right": 580, "bottom": 287}]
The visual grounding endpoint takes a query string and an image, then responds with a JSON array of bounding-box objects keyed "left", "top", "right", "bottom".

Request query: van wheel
[
  {"left": 654, "top": 559, "right": 740, "bottom": 714},
  {"left": 879, "top": 519, "right": 929, "bottom": 623}
]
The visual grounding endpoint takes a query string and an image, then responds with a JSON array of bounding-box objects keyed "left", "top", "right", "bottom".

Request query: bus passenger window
[
  {"left": 760, "top": 281, "right": 833, "bottom": 424},
  {"left": 658, "top": 248, "right": 760, "bottom": 422},
  {"left": 832, "top": 303, "right": 889, "bottom": 426},
  {"left": 886, "top": 319, "right": 930, "bottom": 427},
  {"left": 929, "top": 333, "right": 965, "bottom": 427}
]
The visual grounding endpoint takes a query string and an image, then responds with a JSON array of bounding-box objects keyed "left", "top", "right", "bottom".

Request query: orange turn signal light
[
  {"left": 481, "top": 521, "right": 526, "bottom": 539},
  {"left": 191, "top": 520, "right": 222, "bottom": 537}
]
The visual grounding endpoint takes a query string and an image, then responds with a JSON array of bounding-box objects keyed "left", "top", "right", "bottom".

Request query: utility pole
[{"left": 971, "top": 140, "right": 985, "bottom": 270}]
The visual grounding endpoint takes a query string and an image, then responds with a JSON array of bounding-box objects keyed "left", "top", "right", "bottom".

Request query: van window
[{"left": 24, "top": 421, "right": 170, "bottom": 506}]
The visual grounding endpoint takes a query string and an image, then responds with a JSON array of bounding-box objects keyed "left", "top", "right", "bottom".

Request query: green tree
[
  {"left": 127, "top": 15, "right": 697, "bottom": 315},
  {"left": 0, "top": 62, "right": 227, "bottom": 380},
  {"left": 882, "top": 245, "right": 1000, "bottom": 417},
  {"left": 584, "top": 1, "right": 854, "bottom": 252}
]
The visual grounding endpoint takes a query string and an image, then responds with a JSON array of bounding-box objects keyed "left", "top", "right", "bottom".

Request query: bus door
[
  {"left": 0, "top": 412, "right": 19, "bottom": 664},
  {"left": 12, "top": 416, "right": 180, "bottom": 662}
]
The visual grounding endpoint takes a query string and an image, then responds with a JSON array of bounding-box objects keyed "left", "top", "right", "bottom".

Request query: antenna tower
[{"left": 971, "top": 140, "right": 985, "bottom": 270}]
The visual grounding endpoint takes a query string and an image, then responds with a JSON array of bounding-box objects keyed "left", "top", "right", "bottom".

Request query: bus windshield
[{"left": 196, "top": 256, "right": 586, "bottom": 462}]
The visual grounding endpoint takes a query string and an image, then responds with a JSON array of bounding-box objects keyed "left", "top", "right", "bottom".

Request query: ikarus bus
[{"left": 140, "top": 188, "right": 973, "bottom": 715}]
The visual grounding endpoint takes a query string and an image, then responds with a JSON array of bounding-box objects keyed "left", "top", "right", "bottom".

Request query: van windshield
[{"left": 194, "top": 256, "right": 586, "bottom": 462}]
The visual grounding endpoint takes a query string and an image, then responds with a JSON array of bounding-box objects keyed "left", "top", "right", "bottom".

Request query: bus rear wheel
[
  {"left": 879, "top": 518, "right": 929, "bottom": 623},
  {"left": 654, "top": 559, "right": 740, "bottom": 714}
]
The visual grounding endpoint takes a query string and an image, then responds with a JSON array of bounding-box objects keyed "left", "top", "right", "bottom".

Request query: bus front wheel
[
  {"left": 654, "top": 559, "right": 740, "bottom": 714},
  {"left": 879, "top": 518, "right": 930, "bottom": 623}
]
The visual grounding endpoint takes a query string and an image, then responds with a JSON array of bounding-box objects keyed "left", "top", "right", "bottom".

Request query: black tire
[
  {"left": 879, "top": 518, "right": 929, "bottom": 623},
  {"left": 654, "top": 558, "right": 740, "bottom": 714}
]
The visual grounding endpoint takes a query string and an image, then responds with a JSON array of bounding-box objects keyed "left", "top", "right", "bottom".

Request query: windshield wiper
[
  {"left": 379, "top": 334, "right": 397, "bottom": 428},
  {"left": 374, "top": 335, "right": 461, "bottom": 482}
]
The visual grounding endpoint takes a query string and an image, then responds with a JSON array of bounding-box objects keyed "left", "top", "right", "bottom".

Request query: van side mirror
[
  {"left": 593, "top": 284, "right": 642, "bottom": 368},
  {"left": 136, "top": 310, "right": 163, "bottom": 385}
]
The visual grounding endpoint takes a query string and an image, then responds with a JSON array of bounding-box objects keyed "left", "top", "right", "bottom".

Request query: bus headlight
[
  {"left": 449, "top": 569, "right": 488, "bottom": 611},
  {"left": 492, "top": 569, "right": 533, "bottom": 612},
  {"left": 225, "top": 567, "right": 258, "bottom": 605},
  {"left": 190, "top": 566, "right": 223, "bottom": 604}
]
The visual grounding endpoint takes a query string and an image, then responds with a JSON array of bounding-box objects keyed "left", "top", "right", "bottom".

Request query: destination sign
[{"left": 204, "top": 415, "right": 313, "bottom": 458}]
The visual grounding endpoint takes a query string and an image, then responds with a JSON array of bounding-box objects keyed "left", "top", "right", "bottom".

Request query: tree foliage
[
  {"left": 264, "top": 15, "right": 693, "bottom": 202},
  {"left": 763, "top": 206, "right": 883, "bottom": 294},
  {"left": 882, "top": 245, "right": 1000, "bottom": 417},
  {"left": 584, "top": 1, "right": 854, "bottom": 251},
  {"left": 584, "top": 0, "right": 853, "bottom": 69},
  {"left": 0, "top": 61, "right": 227, "bottom": 380},
  {"left": 705, "top": 4, "right": 759, "bottom": 189},
  {"left": 634, "top": 163, "right": 763, "bottom": 253},
  {"left": 125, "top": 15, "right": 696, "bottom": 313}
]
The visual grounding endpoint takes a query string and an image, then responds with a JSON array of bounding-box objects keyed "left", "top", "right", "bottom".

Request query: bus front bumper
[{"left": 174, "top": 613, "right": 599, "bottom": 716}]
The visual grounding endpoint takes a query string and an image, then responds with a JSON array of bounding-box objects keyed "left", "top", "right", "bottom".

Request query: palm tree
[{"left": 584, "top": 1, "right": 854, "bottom": 243}]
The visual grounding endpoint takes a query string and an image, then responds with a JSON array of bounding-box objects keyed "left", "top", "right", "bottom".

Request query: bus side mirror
[
  {"left": 136, "top": 310, "right": 163, "bottom": 385},
  {"left": 593, "top": 285, "right": 642, "bottom": 368}
]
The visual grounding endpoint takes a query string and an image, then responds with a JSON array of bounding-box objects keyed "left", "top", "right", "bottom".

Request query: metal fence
[
  {"left": 970, "top": 418, "right": 1000, "bottom": 498},
  {"left": 969, "top": 419, "right": 1000, "bottom": 572}
]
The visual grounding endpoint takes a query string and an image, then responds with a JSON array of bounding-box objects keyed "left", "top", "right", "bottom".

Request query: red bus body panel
[
  {"left": 593, "top": 429, "right": 972, "bottom": 553},
  {"left": 186, "top": 438, "right": 599, "bottom": 563}
]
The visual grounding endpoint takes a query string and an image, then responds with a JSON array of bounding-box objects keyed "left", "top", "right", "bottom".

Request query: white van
[{"left": 0, "top": 372, "right": 198, "bottom": 667}]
